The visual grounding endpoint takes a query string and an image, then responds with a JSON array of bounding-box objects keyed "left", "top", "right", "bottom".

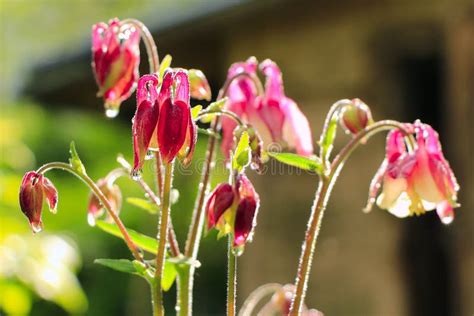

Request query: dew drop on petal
[
  {"left": 145, "top": 150, "right": 154, "bottom": 160},
  {"left": 131, "top": 170, "right": 141, "bottom": 181},
  {"left": 105, "top": 108, "right": 119, "bottom": 118},
  {"left": 31, "top": 222, "right": 43, "bottom": 234},
  {"left": 441, "top": 214, "right": 454, "bottom": 225},
  {"left": 87, "top": 213, "right": 97, "bottom": 227}
]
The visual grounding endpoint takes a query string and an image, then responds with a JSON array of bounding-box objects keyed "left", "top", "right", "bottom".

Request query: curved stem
[
  {"left": 227, "top": 237, "right": 237, "bottom": 316},
  {"left": 196, "top": 109, "right": 247, "bottom": 128},
  {"left": 121, "top": 18, "right": 160, "bottom": 74},
  {"left": 289, "top": 120, "right": 414, "bottom": 315},
  {"left": 36, "top": 162, "right": 144, "bottom": 264},
  {"left": 238, "top": 283, "right": 282, "bottom": 316},
  {"left": 153, "top": 162, "right": 174, "bottom": 316}
]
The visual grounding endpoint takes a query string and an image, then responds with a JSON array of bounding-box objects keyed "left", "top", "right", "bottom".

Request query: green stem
[
  {"left": 289, "top": 120, "right": 414, "bottom": 315},
  {"left": 227, "top": 237, "right": 237, "bottom": 316},
  {"left": 153, "top": 162, "right": 173, "bottom": 316},
  {"left": 196, "top": 109, "right": 247, "bottom": 128},
  {"left": 176, "top": 268, "right": 191, "bottom": 316},
  {"left": 36, "top": 162, "right": 144, "bottom": 264}
]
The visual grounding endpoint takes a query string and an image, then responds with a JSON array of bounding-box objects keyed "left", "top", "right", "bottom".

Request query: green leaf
[
  {"left": 96, "top": 220, "right": 158, "bottom": 254},
  {"left": 69, "top": 141, "right": 86, "bottom": 174},
  {"left": 206, "top": 97, "right": 227, "bottom": 112},
  {"left": 320, "top": 116, "right": 338, "bottom": 160},
  {"left": 232, "top": 131, "right": 250, "bottom": 171},
  {"left": 162, "top": 261, "right": 177, "bottom": 291},
  {"left": 95, "top": 258, "right": 138, "bottom": 275},
  {"left": 126, "top": 197, "right": 158, "bottom": 214},
  {"left": 159, "top": 54, "right": 172, "bottom": 80},
  {"left": 191, "top": 105, "right": 202, "bottom": 119},
  {"left": 267, "top": 152, "right": 323, "bottom": 174}
]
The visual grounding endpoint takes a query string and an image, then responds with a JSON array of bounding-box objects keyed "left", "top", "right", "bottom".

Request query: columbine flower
[
  {"left": 339, "top": 98, "right": 373, "bottom": 135},
  {"left": 221, "top": 57, "right": 313, "bottom": 158},
  {"left": 132, "top": 74, "right": 160, "bottom": 172},
  {"left": 132, "top": 69, "right": 196, "bottom": 174},
  {"left": 206, "top": 174, "right": 260, "bottom": 249},
  {"left": 188, "top": 69, "right": 212, "bottom": 101},
  {"left": 19, "top": 171, "right": 58, "bottom": 233},
  {"left": 92, "top": 18, "right": 140, "bottom": 117},
  {"left": 87, "top": 177, "right": 122, "bottom": 227},
  {"left": 367, "top": 121, "right": 459, "bottom": 224}
]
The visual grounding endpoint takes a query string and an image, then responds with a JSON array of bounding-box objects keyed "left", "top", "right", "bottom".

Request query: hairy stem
[
  {"left": 290, "top": 120, "right": 414, "bottom": 315},
  {"left": 121, "top": 18, "right": 160, "bottom": 74},
  {"left": 238, "top": 283, "right": 282, "bottom": 316},
  {"left": 36, "top": 162, "right": 144, "bottom": 264},
  {"left": 227, "top": 237, "right": 237, "bottom": 316},
  {"left": 176, "top": 268, "right": 191, "bottom": 316},
  {"left": 153, "top": 162, "right": 173, "bottom": 316}
]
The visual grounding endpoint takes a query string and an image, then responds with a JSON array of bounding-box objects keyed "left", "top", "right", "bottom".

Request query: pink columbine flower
[
  {"left": 221, "top": 57, "right": 313, "bottom": 158},
  {"left": 205, "top": 174, "right": 260, "bottom": 248},
  {"left": 132, "top": 70, "right": 196, "bottom": 173},
  {"left": 19, "top": 171, "right": 58, "bottom": 233},
  {"left": 92, "top": 18, "right": 140, "bottom": 117},
  {"left": 87, "top": 177, "right": 122, "bottom": 227},
  {"left": 367, "top": 121, "right": 459, "bottom": 224}
]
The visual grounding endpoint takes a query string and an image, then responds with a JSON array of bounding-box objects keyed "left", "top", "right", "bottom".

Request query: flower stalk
[
  {"left": 36, "top": 162, "right": 144, "bottom": 264},
  {"left": 227, "top": 236, "right": 237, "bottom": 316},
  {"left": 153, "top": 162, "right": 174, "bottom": 316},
  {"left": 290, "top": 120, "right": 414, "bottom": 315}
]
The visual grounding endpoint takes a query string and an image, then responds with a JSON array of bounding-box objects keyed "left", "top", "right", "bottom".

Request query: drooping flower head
[
  {"left": 221, "top": 57, "right": 313, "bottom": 158},
  {"left": 132, "top": 70, "right": 196, "bottom": 174},
  {"left": 339, "top": 98, "right": 373, "bottom": 135},
  {"left": 206, "top": 174, "right": 260, "bottom": 249},
  {"left": 367, "top": 121, "right": 459, "bottom": 224},
  {"left": 92, "top": 18, "right": 140, "bottom": 117},
  {"left": 87, "top": 176, "right": 122, "bottom": 227},
  {"left": 188, "top": 69, "right": 212, "bottom": 101},
  {"left": 19, "top": 171, "right": 58, "bottom": 233}
]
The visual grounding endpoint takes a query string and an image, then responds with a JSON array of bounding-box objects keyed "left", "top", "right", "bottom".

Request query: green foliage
[
  {"left": 69, "top": 141, "right": 87, "bottom": 175},
  {"left": 320, "top": 115, "right": 338, "bottom": 161},
  {"left": 159, "top": 54, "right": 173, "bottom": 80},
  {"left": 127, "top": 197, "right": 159, "bottom": 214},
  {"left": 267, "top": 152, "right": 323, "bottom": 174},
  {"left": 96, "top": 220, "right": 158, "bottom": 254},
  {"left": 233, "top": 131, "right": 251, "bottom": 172}
]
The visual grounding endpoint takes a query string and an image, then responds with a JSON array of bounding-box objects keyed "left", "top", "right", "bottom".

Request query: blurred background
[{"left": 0, "top": 0, "right": 472, "bottom": 315}]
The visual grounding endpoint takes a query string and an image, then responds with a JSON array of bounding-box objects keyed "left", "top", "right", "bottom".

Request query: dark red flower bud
[
  {"left": 87, "top": 178, "right": 122, "bottom": 226},
  {"left": 233, "top": 174, "right": 260, "bottom": 247},
  {"left": 132, "top": 74, "right": 160, "bottom": 174},
  {"left": 206, "top": 183, "right": 235, "bottom": 230},
  {"left": 92, "top": 18, "right": 140, "bottom": 117},
  {"left": 157, "top": 70, "right": 192, "bottom": 164},
  {"left": 188, "top": 69, "right": 212, "bottom": 101},
  {"left": 19, "top": 171, "right": 58, "bottom": 233},
  {"left": 340, "top": 98, "right": 373, "bottom": 135}
]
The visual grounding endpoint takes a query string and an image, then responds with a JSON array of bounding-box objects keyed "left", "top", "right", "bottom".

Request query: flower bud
[
  {"left": 92, "top": 18, "right": 140, "bottom": 117},
  {"left": 206, "top": 183, "right": 235, "bottom": 230},
  {"left": 340, "top": 98, "right": 373, "bottom": 135},
  {"left": 188, "top": 69, "right": 212, "bottom": 101},
  {"left": 87, "top": 178, "right": 122, "bottom": 226},
  {"left": 19, "top": 171, "right": 58, "bottom": 233}
]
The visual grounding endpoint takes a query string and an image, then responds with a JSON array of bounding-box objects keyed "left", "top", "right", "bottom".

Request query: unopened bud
[{"left": 340, "top": 98, "right": 373, "bottom": 135}]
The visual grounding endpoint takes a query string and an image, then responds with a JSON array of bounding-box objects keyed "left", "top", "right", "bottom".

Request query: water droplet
[
  {"left": 105, "top": 108, "right": 119, "bottom": 118},
  {"left": 31, "top": 221, "right": 43, "bottom": 234},
  {"left": 441, "top": 215, "right": 454, "bottom": 225},
  {"left": 145, "top": 150, "right": 154, "bottom": 160},
  {"left": 232, "top": 246, "right": 244, "bottom": 257},
  {"left": 87, "top": 213, "right": 96, "bottom": 227},
  {"left": 131, "top": 170, "right": 141, "bottom": 181}
]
